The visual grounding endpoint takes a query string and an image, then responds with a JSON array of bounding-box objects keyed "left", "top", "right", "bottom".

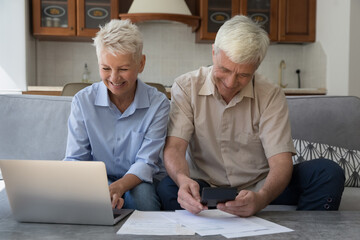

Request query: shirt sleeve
[
  {"left": 259, "top": 87, "right": 296, "bottom": 159},
  {"left": 125, "top": 97, "right": 170, "bottom": 183},
  {"left": 63, "top": 96, "right": 92, "bottom": 161},
  {"left": 167, "top": 79, "right": 195, "bottom": 142}
]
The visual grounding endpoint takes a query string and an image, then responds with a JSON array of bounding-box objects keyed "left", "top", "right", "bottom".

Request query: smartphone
[{"left": 200, "top": 187, "right": 238, "bottom": 208}]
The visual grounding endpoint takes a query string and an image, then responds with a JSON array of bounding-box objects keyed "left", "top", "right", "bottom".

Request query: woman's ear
[{"left": 138, "top": 55, "right": 146, "bottom": 73}]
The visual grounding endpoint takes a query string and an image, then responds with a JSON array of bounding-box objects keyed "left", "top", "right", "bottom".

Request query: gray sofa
[{"left": 0, "top": 94, "right": 359, "bottom": 210}]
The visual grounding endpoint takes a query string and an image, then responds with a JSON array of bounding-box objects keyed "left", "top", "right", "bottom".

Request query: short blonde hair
[
  {"left": 93, "top": 19, "right": 143, "bottom": 62},
  {"left": 214, "top": 15, "right": 269, "bottom": 65}
]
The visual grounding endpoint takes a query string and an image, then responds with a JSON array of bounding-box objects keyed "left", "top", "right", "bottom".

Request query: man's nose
[{"left": 224, "top": 74, "right": 237, "bottom": 88}]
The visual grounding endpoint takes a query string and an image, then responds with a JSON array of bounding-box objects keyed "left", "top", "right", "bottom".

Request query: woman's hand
[
  {"left": 108, "top": 174, "right": 142, "bottom": 209},
  {"left": 109, "top": 181, "right": 125, "bottom": 209}
]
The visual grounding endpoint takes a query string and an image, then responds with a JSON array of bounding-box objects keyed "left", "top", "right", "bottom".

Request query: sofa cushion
[
  {"left": 339, "top": 187, "right": 360, "bottom": 210},
  {"left": 292, "top": 139, "right": 360, "bottom": 187},
  {"left": 0, "top": 94, "right": 72, "bottom": 160},
  {"left": 287, "top": 96, "right": 360, "bottom": 151}
]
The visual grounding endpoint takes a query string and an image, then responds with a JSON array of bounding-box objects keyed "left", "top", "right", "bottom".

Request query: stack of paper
[
  {"left": 171, "top": 210, "right": 293, "bottom": 238},
  {"left": 116, "top": 211, "right": 195, "bottom": 236},
  {"left": 117, "top": 209, "right": 293, "bottom": 238}
]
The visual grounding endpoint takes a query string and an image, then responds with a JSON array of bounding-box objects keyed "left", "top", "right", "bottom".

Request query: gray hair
[
  {"left": 93, "top": 19, "right": 143, "bottom": 63},
  {"left": 214, "top": 15, "right": 269, "bottom": 65}
]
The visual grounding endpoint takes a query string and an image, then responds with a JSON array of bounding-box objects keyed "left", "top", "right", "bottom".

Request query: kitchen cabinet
[
  {"left": 277, "top": 0, "right": 316, "bottom": 42},
  {"left": 196, "top": 0, "right": 316, "bottom": 43},
  {"left": 32, "top": 0, "right": 119, "bottom": 40},
  {"left": 196, "top": 0, "right": 237, "bottom": 42}
]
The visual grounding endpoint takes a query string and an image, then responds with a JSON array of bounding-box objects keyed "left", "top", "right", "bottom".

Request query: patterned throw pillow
[{"left": 292, "top": 139, "right": 360, "bottom": 187}]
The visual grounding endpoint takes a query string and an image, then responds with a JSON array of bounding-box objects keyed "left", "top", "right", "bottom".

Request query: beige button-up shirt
[{"left": 168, "top": 66, "right": 296, "bottom": 191}]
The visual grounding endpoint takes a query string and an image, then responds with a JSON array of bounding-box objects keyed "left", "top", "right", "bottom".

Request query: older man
[{"left": 157, "top": 15, "right": 344, "bottom": 217}]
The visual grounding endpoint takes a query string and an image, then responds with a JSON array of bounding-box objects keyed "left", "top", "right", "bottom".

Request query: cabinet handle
[
  {"left": 81, "top": 27, "right": 84, "bottom": 31},
  {"left": 70, "top": 26, "right": 74, "bottom": 30}
]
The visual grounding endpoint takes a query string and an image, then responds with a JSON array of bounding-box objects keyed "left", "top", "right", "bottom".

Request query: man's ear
[{"left": 212, "top": 44, "right": 217, "bottom": 64}]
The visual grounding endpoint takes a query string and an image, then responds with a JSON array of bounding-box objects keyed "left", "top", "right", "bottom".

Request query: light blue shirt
[{"left": 64, "top": 80, "right": 170, "bottom": 183}]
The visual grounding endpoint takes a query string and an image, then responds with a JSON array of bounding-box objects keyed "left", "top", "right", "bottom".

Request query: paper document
[
  {"left": 172, "top": 210, "right": 267, "bottom": 236},
  {"left": 116, "top": 210, "right": 195, "bottom": 236},
  {"left": 223, "top": 215, "right": 293, "bottom": 238},
  {"left": 117, "top": 209, "right": 293, "bottom": 238}
]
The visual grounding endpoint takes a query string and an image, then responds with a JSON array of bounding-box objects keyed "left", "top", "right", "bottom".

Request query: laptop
[{"left": 0, "top": 159, "right": 133, "bottom": 225}]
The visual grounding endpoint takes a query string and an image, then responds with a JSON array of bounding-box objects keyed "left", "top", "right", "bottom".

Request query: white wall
[
  {"left": 0, "top": 1, "right": 35, "bottom": 93},
  {"left": 317, "top": 0, "right": 351, "bottom": 96},
  {"left": 312, "top": 0, "right": 360, "bottom": 97},
  {"left": 349, "top": 0, "right": 360, "bottom": 97},
  {"left": 26, "top": 0, "right": 37, "bottom": 87},
  {"left": 35, "top": 22, "right": 326, "bottom": 89}
]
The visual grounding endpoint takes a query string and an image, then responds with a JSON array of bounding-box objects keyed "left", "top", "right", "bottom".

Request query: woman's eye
[{"left": 102, "top": 68, "right": 110, "bottom": 71}]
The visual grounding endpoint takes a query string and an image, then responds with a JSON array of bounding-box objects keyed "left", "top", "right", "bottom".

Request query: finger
[
  {"left": 217, "top": 196, "right": 248, "bottom": 214},
  {"left": 217, "top": 201, "right": 250, "bottom": 216},
  {"left": 225, "top": 190, "right": 249, "bottom": 207},
  {"left": 112, "top": 193, "right": 119, "bottom": 209},
  {"left": 219, "top": 206, "right": 251, "bottom": 217},
  {"left": 178, "top": 198, "right": 203, "bottom": 214},
  {"left": 189, "top": 184, "right": 201, "bottom": 202},
  {"left": 116, "top": 198, "right": 124, "bottom": 209},
  {"left": 178, "top": 192, "right": 202, "bottom": 213},
  {"left": 178, "top": 189, "right": 204, "bottom": 213},
  {"left": 237, "top": 190, "right": 248, "bottom": 198}
]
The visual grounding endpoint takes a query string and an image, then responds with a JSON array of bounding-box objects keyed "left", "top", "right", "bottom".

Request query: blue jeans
[
  {"left": 271, "top": 158, "right": 345, "bottom": 210},
  {"left": 157, "top": 178, "right": 210, "bottom": 210},
  {"left": 109, "top": 179, "right": 161, "bottom": 211},
  {"left": 157, "top": 158, "right": 345, "bottom": 211}
]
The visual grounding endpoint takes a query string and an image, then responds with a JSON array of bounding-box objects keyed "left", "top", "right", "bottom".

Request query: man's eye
[
  {"left": 240, "top": 74, "right": 251, "bottom": 78},
  {"left": 102, "top": 68, "right": 110, "bottom": 71},
  {"left": 119, "top": 68, "right": 128, "bottom": 71}
]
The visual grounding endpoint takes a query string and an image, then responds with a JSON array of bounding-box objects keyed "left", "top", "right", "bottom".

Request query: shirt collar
[
  {"left": 198, "top": 66, "right": 215, "bottom": 96},
  {"left": 95, "top": 81, "right": 111, "bottom": 107},
  {"left": 94, "top": 80, "right": 150, "bottom": 113},
  {"left": 132, "top": 79, "right": 150, "bottom": 109},
  {"left": 198, "top": 66, "right": 255, "bottom": 103},
  {"left": 237, "top": 76, "right": 255, "bottom": 99}
]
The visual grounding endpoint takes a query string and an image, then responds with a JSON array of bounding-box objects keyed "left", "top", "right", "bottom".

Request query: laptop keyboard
[{"left": 113, "top": 209, "right": 123, "bottom": 218}]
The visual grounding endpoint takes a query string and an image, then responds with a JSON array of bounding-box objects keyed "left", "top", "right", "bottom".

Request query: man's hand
[
  {"left": 177, "top": 176, "right": 207, "bottom": 214},
  {"left": 217, "top": 152, "right": 293, "bottom": 217},
  {"left": 217, "top": 190, "right": 267, "bottom": 217}
]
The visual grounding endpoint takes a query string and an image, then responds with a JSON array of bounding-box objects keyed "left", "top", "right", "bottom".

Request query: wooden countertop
[
  {"left": 282, "top": 88, "right": 327, "bottom": 95},
  {"left": 24, "top": 86, "right": 327, "bottom": 97},
  {"left": 23, "top": 86, "right": 63, "bottom": 96},
  {"left": 27, "top": 86, "right": 63, "bottom": 91}
]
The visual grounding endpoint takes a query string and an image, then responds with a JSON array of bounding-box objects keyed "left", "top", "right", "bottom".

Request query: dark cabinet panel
[
  {"left": 197, "top": 0, "right": 316, "bottom": 43},
  {"left": 32, "top": 0, "right": 119, "bottom": 40}
]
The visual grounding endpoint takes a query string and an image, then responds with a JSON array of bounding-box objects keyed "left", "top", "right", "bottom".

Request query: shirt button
[
  {"left": 324, "top": 204, "right": 330, "bottom": 210},
  {"left": 327, "top": 197, "right": 333, "bottom": 203}
]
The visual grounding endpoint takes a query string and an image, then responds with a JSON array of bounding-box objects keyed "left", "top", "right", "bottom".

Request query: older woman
[{"left": 64, "top": 19, "right": 170, "bottom": 211}]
